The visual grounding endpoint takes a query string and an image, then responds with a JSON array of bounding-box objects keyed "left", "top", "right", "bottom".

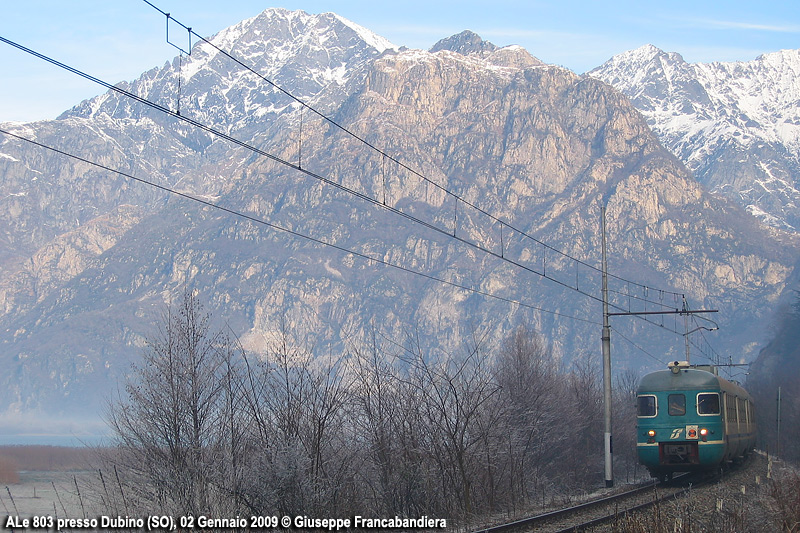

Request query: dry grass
[
  {"left": 0, "top": 455, "right": 20, "bottom": 483},
  {"left": 769, "top": 468, "right": 800, "bottom": 533},
  {"left": 0, "top": 445, "right": 94, "bottom": 473},
  {"left": 609, "top": 457, "right": 799, "bottom": 533}
]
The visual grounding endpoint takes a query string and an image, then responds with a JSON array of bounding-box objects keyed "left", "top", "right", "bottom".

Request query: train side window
[
  {"left": 726, "top": 394, "right": 738, "bottom": 423},
  {"left": 637, "top": 395, "right": 657, "bottom": 417},
  {"left": 697, "top": 393, "right": 720, "bottom": 415},
  {"left": 668, "top": 394, "right": 686, "bottom": 416}
]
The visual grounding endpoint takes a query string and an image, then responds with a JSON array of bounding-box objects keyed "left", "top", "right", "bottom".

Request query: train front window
[
  {"left": 637, "top": 395, "right": 657, "bottom": 417},
  {"left": 697, "top": 393, "right": 720, "bottom": 415},
  {"left": 668, "top": 394, "right": 686, "bottom": 416}
]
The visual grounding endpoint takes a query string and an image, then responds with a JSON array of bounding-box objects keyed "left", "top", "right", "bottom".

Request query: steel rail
[
  {"left": 473, "top": 473, "right": 703, "bottom": 533},
  {"left": 555, "top": 472, "right": 721, "bottom": 532}
]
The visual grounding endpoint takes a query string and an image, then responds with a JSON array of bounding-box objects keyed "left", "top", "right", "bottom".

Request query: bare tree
[
  {"left": 350, "top": 327, "right": 432, "bottom": 516},
  {"left": 401, "top": 330, "right": 500, "bottom": 518},
  {"left": 351, "top": 329, "right": 399, "bottom": 511},
  {"left": 749, "top": 294, "right": 800, "bottom": 462},
  {"left": 106, "top": 289, "right": 243, "bottom": 516},
  {"left": 613, "top": 368, "right": 641, "bottom": 482},
  {"left": 563, "top": 353, "right": 604, "bottom": 485},
  {"left": 235, "top": 317, "right": 356, "bottom": 516},
  {"left": 490, "top": 325, "right": 564, "bottom": 508},
  {"left": 102, "top": 304, "right": 637, "bottom": 525}
]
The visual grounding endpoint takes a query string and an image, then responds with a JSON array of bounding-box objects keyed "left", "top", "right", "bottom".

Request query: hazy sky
[{"left": 2, "top": 1, "right": 798, "bottom": 122}]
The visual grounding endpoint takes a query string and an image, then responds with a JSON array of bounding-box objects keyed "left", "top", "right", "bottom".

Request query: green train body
[{"left": 635, "top": 362, "right": 756, "bottom": 481}]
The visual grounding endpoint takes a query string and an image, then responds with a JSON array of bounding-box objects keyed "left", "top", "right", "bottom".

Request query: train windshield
[
  {"left": 668, "top": 394, "right": 686, "bottom": 416},
  {"left": 697, "top": 393, "right": 721, "bottom": 415},
  {"left": 637, "top": 395, "right": 657, "bottom": 417}
]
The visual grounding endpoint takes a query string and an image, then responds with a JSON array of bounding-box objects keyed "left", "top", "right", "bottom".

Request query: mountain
[
  {"left": 589, "top": 45, "right": 800, "bottom": 232},
  {"left": 0, "top": 8, "right": 398, "bottom": 432},
  {"left": 746, "top": 291, "right": 800, "bottom": 462},
  {"left": 1, "top": 10, "right": 798, "bottom": 432}
]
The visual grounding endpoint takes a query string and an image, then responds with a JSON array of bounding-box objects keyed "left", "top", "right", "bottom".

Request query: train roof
[
  {"left": 637, "top": 368, "right": 721, "bottom": 392},
  {"left": 638, "top": 368, "right": 752, "bottom": 399}
]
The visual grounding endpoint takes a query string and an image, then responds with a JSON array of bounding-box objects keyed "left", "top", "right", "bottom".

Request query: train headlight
[
  {"left": 700, "top": 428, "right": 708, "bottom": 442},
  {"left": 647, "top": 430, "right": 656, "bottom": 437}
]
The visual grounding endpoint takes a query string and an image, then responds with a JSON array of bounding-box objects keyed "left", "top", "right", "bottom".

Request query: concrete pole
[
  {"left": 777, "top": 386, "right": 782, "bottom": 457},
  {"left": 601, "top": 205, "right": 613, "bottom": 488}
]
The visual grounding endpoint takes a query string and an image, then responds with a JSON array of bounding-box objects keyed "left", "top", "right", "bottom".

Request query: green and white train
[{"left": 636, "top": 361, "right": 757, "bottom": 481}]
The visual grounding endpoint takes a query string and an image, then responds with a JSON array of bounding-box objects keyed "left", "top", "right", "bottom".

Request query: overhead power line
[
  {"left": 138, "top": 0, "right": 688, "bottom": 307},
  {"left": 0, "top": 29, "right": 707, "bottom": 341},
  {"left": 0, "top": 34, "right": 601, "bottom": 304},
  {"left": 612, "top": 328, "right": 668, "bottom": 367},
  {"left": 0, "top": 126, "right": 601, "bottom": 326}
]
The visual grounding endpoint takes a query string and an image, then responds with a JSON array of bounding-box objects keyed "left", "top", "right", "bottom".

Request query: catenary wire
[
  {"left": 0, "top": 126, "right": 601, "bottom": 326},
  {"left": 139, "top": 0, "right": 688, "bottom": 305},
  {"left": 148, "top": 2, "right": 726, "bottom": 361},
  {"left": 612, "top": 328, "right": 669, "bottom": 367},
  {"left": 0, "top": 34, "right": 607, "bottom": 305},
  {"left": 0, "top": 34, "right": 705, "bottom": 337}
]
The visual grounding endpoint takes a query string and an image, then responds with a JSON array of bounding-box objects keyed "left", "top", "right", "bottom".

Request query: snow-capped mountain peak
[
  {"left": 329, "top": 12, "right": 397, "bottom": 53},
  {"left": 1, "top": 10, "right": 797, "bottom": 440},
  {"left": 62, "top": 8, "right": 399, "bottom": 131},
  {"left": 590, "top": 45, "right": 800, "bottom": 231}
]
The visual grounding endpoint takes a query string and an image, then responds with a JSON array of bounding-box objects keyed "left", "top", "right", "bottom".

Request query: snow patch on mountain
[
  {"left": 3, "top": 8, "right": 798, "bottom": 428},
  {"left": 61, "top": 8, "right": 399, "bottom": 134},
  {"left": 330, "top": 13, "right": 396, "bottom": 53},
  {"left": 590, "top": 45, "right": 800, "bottom": 231}
]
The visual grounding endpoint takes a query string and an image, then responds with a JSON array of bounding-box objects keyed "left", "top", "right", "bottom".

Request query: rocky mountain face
[
  {"left": 1, "top": 10, "right": 798, "bottom": 431},
  {"left": 589, "top": 45, "right": 800, "bottom": 232}
]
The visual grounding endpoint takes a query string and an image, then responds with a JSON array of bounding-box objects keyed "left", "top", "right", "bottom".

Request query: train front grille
[{"left": 659, "top": 442, "right": 699, "bottom": 465}]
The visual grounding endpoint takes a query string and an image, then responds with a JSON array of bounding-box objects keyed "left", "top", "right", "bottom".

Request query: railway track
[{"left": 474, "top": 472, "right": 718, "bottom": 532}]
